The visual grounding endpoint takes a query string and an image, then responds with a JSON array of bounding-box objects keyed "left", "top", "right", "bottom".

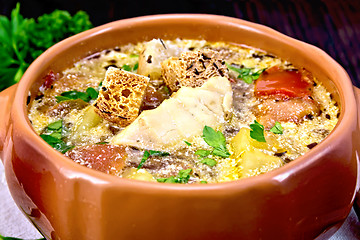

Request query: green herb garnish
[
  {"left": 40, "top": 120, "right": 73, "bottom": 153},
  {"left": 226, "top": 63, "right": 265, "bottom": 84},
  {"left": 121, "top": 63, "right": 138, "bottom": 72},
  {"left": 45, "top": 119, "right": 63, "bottom": 139},
  {"left": 195, "top": 149, "right": 211, "bottom": 158},
  {"left": 121, "top": 64, "right": 132, "bottom": 71},
  {"left": 270, "top": 121, "right": 283, "bottom": 134},
  {"left": 55, "top": 87, "right": 98, "bottom": 103},
  {"left": 133, "top": 62, "right": 139, "bottom": 71},
  {"left": 157, "top": 169, "right": 192, "bottom": 184},
  {"left": 250, "top": 120, "right": 266, "bottom": 142},
  {"left": 202, "top": 126, "right": 230, "bottom": 158},
  {"left": 0, "top": 3, "right": 92, "bottom": 91},
  {"left": 184, "top": 140, "right": 192, "bottom": 146},
  {"left": 86, "top": 87, "right": 99, "bottom": 99},
  {"left": 137, "top": 150, "right": 170, "bottom": 169},
  {"left": 40, "top": 134, "right": 73, "bottom": 153},
  {"left": 200, "top": 180, "right": 208, "bottom": 184},
  {"left": 200, "top": 158, "right": 217, "bottom": 167}
]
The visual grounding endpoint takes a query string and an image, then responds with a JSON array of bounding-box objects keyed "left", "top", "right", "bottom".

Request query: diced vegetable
[
  {"left": 65, "top": 144, "right": 127, "bottom": 174},
  {"left": 230, "top": 127, "right": 282, "bottom": 158},
  {"left": 70, "top": 105, "right": 102, "bottom": 142},
  {"left": 255, "top": 66, "right": 312, "bottom": 100},
  {"left": 122, "top": 169, "right": 156, "bottom": 182},
  {"left": 239, "top": 149, "right": 283, "bottom": 178}
]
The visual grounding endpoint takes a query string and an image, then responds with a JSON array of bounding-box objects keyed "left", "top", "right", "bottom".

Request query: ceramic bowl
[{"left": 0, "top": 14, "right": 359, "bottom": 240}]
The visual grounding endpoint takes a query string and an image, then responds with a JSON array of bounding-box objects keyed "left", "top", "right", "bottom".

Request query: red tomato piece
[
  {"left": 41, "top": 70, "right": 57, "bottom": 90},
  {"left": 65, "top": 144, "right": 127, "bottom": 174},
  {"left": 255, "top": 66, "right": 312, "bottom": 100}
]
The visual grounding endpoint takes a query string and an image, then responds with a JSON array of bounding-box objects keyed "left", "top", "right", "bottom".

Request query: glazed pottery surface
[{"left": 0, "top": 14, "right": 359, "bottom": 240}]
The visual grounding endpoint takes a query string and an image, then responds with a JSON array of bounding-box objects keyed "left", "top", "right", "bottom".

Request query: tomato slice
[
  {"left": 255, "top": 66, "right": 312, "bottom": 100},
  {"left": 66, "top": 144, "right": 127, "bottom": 174}
]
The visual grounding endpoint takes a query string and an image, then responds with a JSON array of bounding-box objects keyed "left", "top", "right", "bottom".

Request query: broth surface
[{"left": 28, "top": 39, "right": 339, "bottom": 183}]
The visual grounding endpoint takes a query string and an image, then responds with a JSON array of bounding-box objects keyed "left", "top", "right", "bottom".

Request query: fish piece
[{"left": 111, "top": 77, "right": 232, "bottom": 150}]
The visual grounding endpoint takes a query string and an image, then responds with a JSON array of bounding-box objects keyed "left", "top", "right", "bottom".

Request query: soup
[{"left": 28, "top": 39, "right": 339, "bottom": 184}]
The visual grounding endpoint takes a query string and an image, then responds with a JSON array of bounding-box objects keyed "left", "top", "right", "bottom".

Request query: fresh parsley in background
[{"left": 0, "top": 3, "right": 92, "bottom": 91}]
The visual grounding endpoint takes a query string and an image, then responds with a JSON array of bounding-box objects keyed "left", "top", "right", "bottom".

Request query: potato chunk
[
  {"left": 230, "top": 127, "right": 284, "bottom": 178},
  {"left": 240, "top": 149, "right": 283, "bottom": 178}
]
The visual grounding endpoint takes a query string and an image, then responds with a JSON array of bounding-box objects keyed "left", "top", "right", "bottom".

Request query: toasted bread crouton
[
  {"left": 94, "top": 67, "right": 149, "bottom": 127},
  {"left": 161, "top": 49, "right": 229, "bottom": 91}
]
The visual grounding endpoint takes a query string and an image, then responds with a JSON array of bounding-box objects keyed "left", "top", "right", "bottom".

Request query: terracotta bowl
[{"left": 0, "top": 14, "right": 359, "bottom": 240}]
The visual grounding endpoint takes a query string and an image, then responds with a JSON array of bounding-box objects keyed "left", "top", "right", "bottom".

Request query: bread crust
[
  {"left": 94, "top": 67, "right": 149, "bottom": 127},
  {"left": 161, "top": 49, "right": 229, "bottom": 91}
]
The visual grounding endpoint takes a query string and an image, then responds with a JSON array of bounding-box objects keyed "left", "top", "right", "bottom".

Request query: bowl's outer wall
[{"left": 1, "top": 15, "right": 358, "bottom": 240}]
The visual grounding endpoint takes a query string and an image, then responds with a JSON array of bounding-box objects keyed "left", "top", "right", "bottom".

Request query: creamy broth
[{"left": 28, "top": 39, "right": 339, "bottom": 183}]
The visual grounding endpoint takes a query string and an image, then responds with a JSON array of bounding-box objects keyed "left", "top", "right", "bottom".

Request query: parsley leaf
[
  {"left": 202, "top": 126, "right": 230, "bottom": 158},
  {"left": 0, "top": 3, "right": 92, "bottom": 91},
  {"left": 195, "top": 149, "right": 211, "bottom": 158},
  {"left": 40, "top": 120, "right": 73, "bottom": 153},
  {"left": 226, "top": 63, "right": 265, "bottom": 84},
  {"left": 157, "top": 169, "right": 193, "bottom": 184},
  {"left": 270, "top": 121, "right": 283, "bottom": 134},
  {"left": 250, "top": 120, "right": 266, "bottom": 142},
  {"left": 184, "top": 140, "right": 192, "bottom": 146},
  {"left": 121, "top": 64, "right": 132, "bottom": 71},
  {"left": 137, "top": 150, "right": 170, "bottom": 169},
  {"left": 40, "top": 134, "right": 74, "bottom": 153},
  {"left": 55, "top": 87, "right": 98, "bottom": 103},
  {"left": 200, "top": 158, "right": 217, "bottom": 167},
  {"left": 138, "top": 150, "right": 150, "bottom": 169},
  {"left": 121, "top": 63, "right": 139, "bottom": 72}
]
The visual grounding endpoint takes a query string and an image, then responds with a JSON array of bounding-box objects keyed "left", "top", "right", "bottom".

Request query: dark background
[{"left": 1, "top": 0, "right": 359, "bottom": 87}]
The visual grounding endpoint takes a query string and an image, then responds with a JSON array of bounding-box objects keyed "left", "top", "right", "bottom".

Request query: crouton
[
  {"left": 161, "top": 49, "right": 229, "bottom": 91},
  {"left": 94, "top": 67, "right": 149, "bottom": 127}
]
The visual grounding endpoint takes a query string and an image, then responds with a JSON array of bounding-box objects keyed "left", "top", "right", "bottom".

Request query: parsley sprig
[
  {"left": 39, "top": 120, "right": 74, "bottom": 153},
  {"left": 249, "top": 120, "right": 266, "bottom": 142},
  {"left": 270, "top": 121, "right": 283, "bottom": 134},
  {"left": 157, "top": 169, "right": 192, "bottom": 184},
  {"left": 202, "top": 126, "right": 230, "bottom": 158},
  {"left": 249, "top": 120, "right": 284, "bottom": 142},
  {"left": 227, "top": 63, "right": 265, "bottom": 84},
  {"left": 193, "top": 126, "right": 230, "bottom": 167},
  {"left": 137, "top": 150, "right": 170, "bottom": 169},
  {"left": 0, "top": 3, "right": 92, "bottom": 91},
  {"left": 55, "top": 87, "right": 98, "bottom": 103}
]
